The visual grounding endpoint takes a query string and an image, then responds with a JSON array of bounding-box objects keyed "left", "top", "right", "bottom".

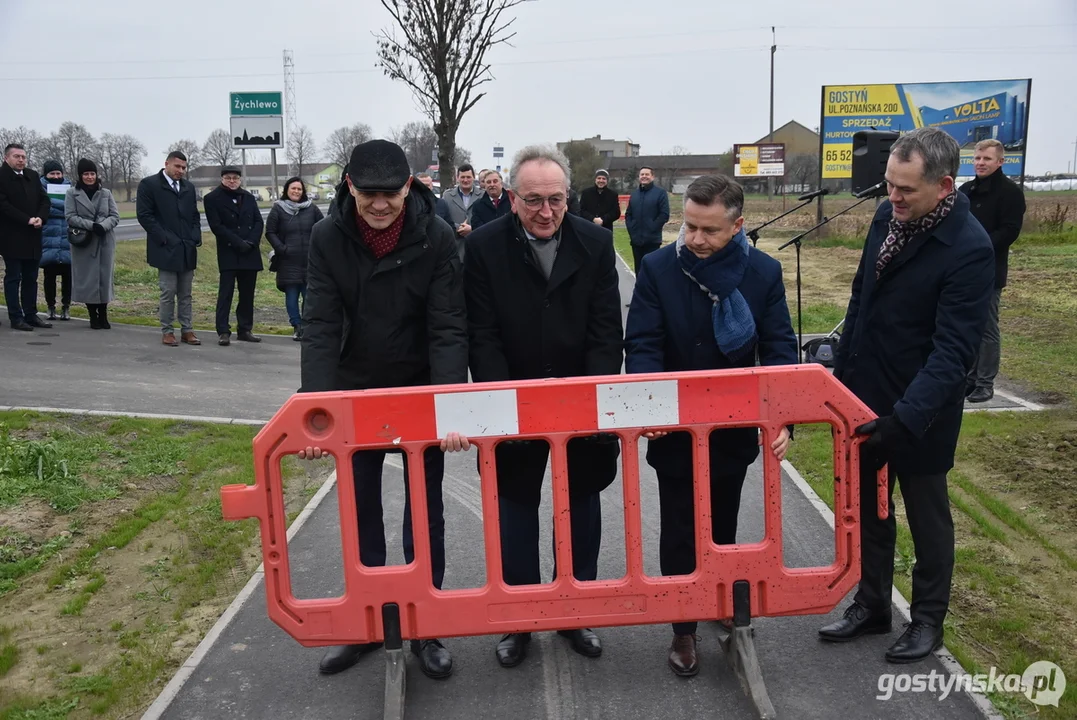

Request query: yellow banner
[
  {"left": 738, "top": 146, "right": 759, "bottom": 176},
  {"left": 824, "top": 85, "right": 905, "bottom": 117},
  {"left": 821, "top": 144, "right": 853, "bottom": 179}
]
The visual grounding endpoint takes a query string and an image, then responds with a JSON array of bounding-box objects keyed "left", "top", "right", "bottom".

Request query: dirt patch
[{"left": 0, "top": 500, "right": 72, "bottom": 545}]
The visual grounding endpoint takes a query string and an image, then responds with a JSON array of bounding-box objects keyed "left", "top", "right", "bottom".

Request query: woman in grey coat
[
  {"left": 65, "top": 159, "right": 120, "bottom": 329},
  {"left": 265, "top": 177, "right": 324, "bottom": 340}
]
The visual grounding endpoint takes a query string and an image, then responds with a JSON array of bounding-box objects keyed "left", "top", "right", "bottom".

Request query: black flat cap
[
  {"left": 348, "top": 139, "right": 410, "bottom": 192},
  {"left": 221, "top": 166, "right": 242, "bottom": 176}
]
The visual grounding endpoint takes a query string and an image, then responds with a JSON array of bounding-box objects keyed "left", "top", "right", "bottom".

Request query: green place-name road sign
[{"left": 230, "top": 92, "right": 283, "bottom": 117}]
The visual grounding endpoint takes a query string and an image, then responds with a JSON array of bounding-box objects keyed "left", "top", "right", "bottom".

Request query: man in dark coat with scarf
[
  {"left": 0, "top": 143, "right": 52, "bottom": 330},
  {"left": 624, "top": 174, "right": 797, "bottom": 677},
  {"left": 298, "top": 139, "right": 469, "bottom": 681},
  {"left": 464, "top": 144, "right": 624, "bottom": 668},
  {"left": 579, "top": 169, "right": 622, "bottom": 232},
  {"left": 469, "top": 170, "right": 511, "bottom": 230},
  {"left": 819, "top": 127, "right": 995, "bottom": 664},
  {"left": 204, "top": 166, "right": 265, "bottom": 346}
]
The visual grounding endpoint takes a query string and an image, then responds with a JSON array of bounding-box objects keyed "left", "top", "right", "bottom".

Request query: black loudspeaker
[{"left": 852, "top": 130, "right": 898, "bottom": 196}]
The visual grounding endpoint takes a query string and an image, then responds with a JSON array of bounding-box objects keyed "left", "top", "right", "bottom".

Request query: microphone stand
[
  {"left": 778, "top": 194, "right": 880, "bottom": 362},
  {"left": 745, "top": 196, "right": 819, "bottom": 247}
]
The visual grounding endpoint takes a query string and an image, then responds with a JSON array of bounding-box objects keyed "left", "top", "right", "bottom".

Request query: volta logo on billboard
[{"left": 952, "top": 98, "right": 1001, "bottom": 117}]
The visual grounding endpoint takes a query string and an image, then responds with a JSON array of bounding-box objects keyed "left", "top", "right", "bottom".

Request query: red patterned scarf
[
  {"left": 876, "top": 191, "right": 956, "bottom": 278},
  {"left": 356, "top": 202, "right": 406, "bottom": 258}
]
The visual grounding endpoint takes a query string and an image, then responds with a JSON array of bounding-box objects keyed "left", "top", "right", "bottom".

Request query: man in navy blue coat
[
  {"left": 624, "top": 174, "right": 797, "bottom": 678},
  {"left": 819, "top": 127, "right": 994, "bottom": 664}
]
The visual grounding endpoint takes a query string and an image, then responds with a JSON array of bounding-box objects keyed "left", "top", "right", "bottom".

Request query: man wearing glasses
[{"left": 464, "top": 144, "right": 624, "bottom": 669}]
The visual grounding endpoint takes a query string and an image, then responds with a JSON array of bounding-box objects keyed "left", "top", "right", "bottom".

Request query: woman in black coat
[{"left": 266, "top": 177, "right": 324, "bottom": 340}]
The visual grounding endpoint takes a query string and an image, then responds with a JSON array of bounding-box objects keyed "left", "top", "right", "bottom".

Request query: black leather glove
[
  {"left": 92, "top": 222, "right": 104, "bottom": 236},
  {"left": 855, "top": 415, "right": 913, "bottom": 470}
]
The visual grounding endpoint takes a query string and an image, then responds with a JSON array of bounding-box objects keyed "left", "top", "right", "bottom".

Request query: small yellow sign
[{"left": 738, "top": 146, "right": 759, "bottom": 176}]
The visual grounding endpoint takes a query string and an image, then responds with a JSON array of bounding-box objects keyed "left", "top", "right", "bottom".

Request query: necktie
[{"left": 172, "top": 180, "right": 180, "bottom": 194}]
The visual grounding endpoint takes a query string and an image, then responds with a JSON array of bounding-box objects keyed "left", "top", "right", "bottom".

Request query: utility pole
[
  {"left": 767, "top": 27, "right": 776, "bottom": 201},
  {"left": 284, "top": 49, "right": 298, "bottom": 178}
]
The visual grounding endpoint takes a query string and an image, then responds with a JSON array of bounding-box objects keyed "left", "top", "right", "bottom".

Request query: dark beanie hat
[
  {"left": 42, "top": 159, "right": 64, "bottom": 175},
  {"left": 221, "top": 165, "right": 242, "bottom": 177},
  {"left": 347, "top": 139, "right": 410, "bottom": 192},
  {"left": 77, "top": 158, "right": 97, "bottom": 175}
]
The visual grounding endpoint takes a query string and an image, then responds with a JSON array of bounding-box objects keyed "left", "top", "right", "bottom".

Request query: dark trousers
[
  {"left": 968, "top": 288, "right": 1002, "bottom": 391},
  {"left": 499, "top": 493, "right": 601, "bottom": 588},
  {"left": 42, "top": 264, "right": 71, "bottom": 308},
  {"left": 216, "top": 270, "right": 258, "bottom": 335},
  {"left": 631, "top": 242, "right": 662, "bottom": 274},
  {"left": 658, "top": 465, "right": 749, "bottom": 635},
  {"left": 352, "top": 447, "right": 446, "bottom": 589},
  {"left": 853, "top": 462, "right": 953, "bottom": 626},
  {"left": 2, "top": 256, "right": 40, "bottom": 323}
]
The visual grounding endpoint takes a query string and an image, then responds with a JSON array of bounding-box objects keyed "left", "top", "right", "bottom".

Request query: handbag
[
  {"left": 268, "top": 249, "right": 280, "bottom": 272},
  {"left": 68, "top": 226, "right": 92, "bottom": 248}
]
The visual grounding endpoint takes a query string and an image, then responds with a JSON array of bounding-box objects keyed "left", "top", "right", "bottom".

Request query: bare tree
[
  {"left": 453, "top": 147, "right": 471, "bottom": 169},
  {"left": 96, "top": 133, "right": 126, "bottom": 188},
  {"left": 560, "top": 141, "right": 603, "bottom": 193},
  {"left": 0, "top": 126, "right": 43, "bottom": 166},
  {"left": 115, "top": 134, "right": 147, "bottom": 201},
  {"left": 50, "top": 122, "right": 98, "bottom": 184},
  {"left": 202, "top": 129, "right": 238, "bottom": 169},
  {"left": 374, "top": 0, "right": 529, "bottom": 179},
  {"left": 390, "top": 121, "right": 439, "bottom": 172},
  {"left": 287, "top": 125, "right": 318, "bottom": 178},
  {"left": 168, "top": 138, "right": 202, "bottom": 176},
  {"left": 323, "top": 123, "right": 373, "bottom": 171},
  {"left": 785, "top": 153, "right": 819, "bottom": 194},
  {"left": 655, "top": 145, "right": 692, "bottom": 191}
]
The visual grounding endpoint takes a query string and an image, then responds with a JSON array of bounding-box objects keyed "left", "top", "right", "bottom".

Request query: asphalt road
[
  {"left": 0, "top": 256, "right": 1004, "bottom": 719},
  {"left": 113, "top": 204, "right": 331, "bottom": 242}
]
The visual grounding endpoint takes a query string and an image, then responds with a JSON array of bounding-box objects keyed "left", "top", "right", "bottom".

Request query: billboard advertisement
[
  {"left": 734, "top": 143, "right": 785, "bottom": 177},
  {"left": 820, "top": 79, "right": 1031, "bottom": 179}
]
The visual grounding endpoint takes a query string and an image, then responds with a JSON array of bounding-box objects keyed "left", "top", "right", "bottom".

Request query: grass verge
[{"left": 0, "top": 411, "right": 332, "bottom": 719}]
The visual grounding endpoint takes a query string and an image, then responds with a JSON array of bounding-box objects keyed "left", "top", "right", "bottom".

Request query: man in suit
[
  {"left": 625, "top": 166, "right": 670, "bottom": 272},
  {"left": 137, "top": 151, "right": 203, "bottom": 347},
  {"left": 464, "top": 144, "right": 624, "bottom": 669},
  {"left": 579, "top": 169, "right": 622, "bottom": 233},
  {"left": 820, "top": 127, "right": 995, "bottom": 663},
  {"left": 624, "top": 174, "right": 798, "bottom": 677},
  {"left": 437, "top": 163, "right": 478, "bottom": 260},
  {"left": 959, "top": 139, "right": 1026, "bottom": 403},
  {"left": 203, "top": 166, "right": 265, "bottom": 346},
  {"left": 0, "top": 143, "right": 52, "bottom": 330},
  {"left": 470, "top": 170, "right": 511, "bottom": 230}
]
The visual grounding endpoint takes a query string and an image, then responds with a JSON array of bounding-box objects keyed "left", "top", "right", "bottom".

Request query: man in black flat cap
[
  {"left": 203, "top": 166, "right": 264, "bottom": 346},
  {"left": 297, "top": 139, "right": 470, "bottom": 680},
  {"left": 579, "top": 168, "right": 622, "bottom": 233}
]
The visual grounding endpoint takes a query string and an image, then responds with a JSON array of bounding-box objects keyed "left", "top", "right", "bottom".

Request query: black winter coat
[
  {"left": 266, "top": 202, "right": 324, "bottom": 290},
  {"left": 464, "top": 213, "right": 624, "bottom": 504},
  {"left": 579, "top": 185, "right": 622, "bottom": 231},
  {"left": 203, "top": 186, "right": 264, "bottom": 272},
  {"left": 136, "top": 171, "right": 202, "bottom": 272},
  {"left": 834, "top": 192, "right": 995, "bottom": 475},
  {"left": 0, "top": 164, "right": 50, "bottom": 260},
  {"left": 958, "top": 168, "right": 1025, "bottom": 288},
  {"left": 470, "top": 191, "right": 511, "bottom": 230},
  {"left": 300, "top": 181, "right": 468, "bottom": 393}
]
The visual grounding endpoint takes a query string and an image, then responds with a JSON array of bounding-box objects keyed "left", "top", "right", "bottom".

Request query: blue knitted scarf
[{"left": 676, "top": 225, "right": 757, "bottom": 362}]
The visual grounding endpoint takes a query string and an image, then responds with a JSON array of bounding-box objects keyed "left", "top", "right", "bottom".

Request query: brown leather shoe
[
  {"left": 181, "top": 331, "right": 201, "bottom": 346},
  {"left": 162, "top": 332, "right": 179, "bottom": 347},
  {"left": 668, "top": 634, "right": 699, "bottom": 677}
]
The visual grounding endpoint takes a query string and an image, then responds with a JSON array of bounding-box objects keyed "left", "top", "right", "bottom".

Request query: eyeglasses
[{"left": 520, "top": 194, "right": 566, "bottom": 210}]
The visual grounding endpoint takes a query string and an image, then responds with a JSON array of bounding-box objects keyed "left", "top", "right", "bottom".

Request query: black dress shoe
[
  {"left": 410, "top": 639, "right": 452, "bottom": 679},
  {"left": 886, "top": 621, "right": 943, "bottom": 664},
  {"left": 496, "top": 633, "right": 531, "bottom": 668},
  {"left": 26, "top": 316, "right": 52, "bottom": 329},
  {"left": 557, "top": 628, "right": 602, "bottom": 658},
  {"left": 11, "top": 321, "right": 34, "bottom": 332},
  {"left": 237, "top": 330, "right": 262, "bottom": 342},
  {"left": 318, "top": 642, "right": 383, "bottom": 674},
  {"left": 967, "top": 387, "right": 993, "bottom": 403},
  {"left": 818, "top": 602, "right": 892, "bottom": 642}
]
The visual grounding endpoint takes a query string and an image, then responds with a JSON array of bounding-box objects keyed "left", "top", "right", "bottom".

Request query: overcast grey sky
[{"left": 2, "top": 0, "right": 1075, "bottom": 175}]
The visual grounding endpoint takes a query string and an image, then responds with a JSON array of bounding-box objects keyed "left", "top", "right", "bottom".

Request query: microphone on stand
[
  {"left": 853, "top": 181, "right": 887, "bottom": 199},
  {"left": 796, "top": 187, "right": 831, "bottom": 201}
]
